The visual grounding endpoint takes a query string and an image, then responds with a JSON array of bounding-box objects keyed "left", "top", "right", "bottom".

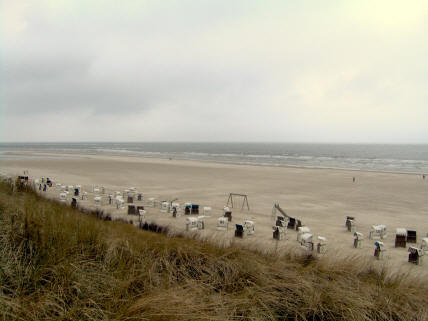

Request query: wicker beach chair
[
  {"left": 395, "top": 228, "right": 407, "bottom": 248},
  {"left": 216, "top": 217, "right": 228, "bottom": 231},
  {"left": 186, "top": 217, "right": 198, "bottom": 231},
  {"left": 297, "top": 226, "right": 311, "bottom": 242},
  {"left": 353, "top": 232, "right": 364, "bottom": 248},
  {"left": 408, "top": 246, "right": 424, "bottom": 265},
  {"left": 374, "top": 241, "right": 386, "bottom": 259}
]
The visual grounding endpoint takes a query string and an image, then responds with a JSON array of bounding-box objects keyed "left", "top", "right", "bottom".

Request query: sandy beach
[{"left": 2, "top": 152, "right": 428, "bottom": 275}]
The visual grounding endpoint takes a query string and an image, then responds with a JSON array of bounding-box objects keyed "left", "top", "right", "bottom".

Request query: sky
[{"left": 1, "top": 0, "right": 427, "bottom": 143}]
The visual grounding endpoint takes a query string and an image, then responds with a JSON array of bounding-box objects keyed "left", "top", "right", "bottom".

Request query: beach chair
[
  {"left": 353, "top": 232, "right": 364, "bottom": 248},
  {"left": 191, "top": 204, "right": 199, "bottom": 214},
  {"left": 94, "top": 196, "right": 102, "bottom": 206},
  {"left": 186, "top": 217, "right": 198, "bottom": 231},
  {"left": 347, "top": 219, "right": 356, "bottom": 232},
  {"left": 301, "top": 233, "right": 313, "bottom": 251},
  {"left": 407, "top": 230, "right": 417, "bottom": 243},
  {"left": 317, "top": 236, "right": 327, "bottom": 254},
  {"left": 276, "top": 216, "right": 289, "bottom": 228},
  {"left": 420, "top": 238, "right": 428, "bottom": 253},
  {"left": 82, "top": 191, "right": 88, "bottom": 200},
  {"left": 297, "top": 226, "right": 311, "bottom": 242},
  {"left": 217, "top": 217, "right": 228, "bottom": 231},
  {"left": 161, "top": 201, "right": 169, "bottom": 213},
  {"left": 408, "top": 246, "right": 424, "bottom": 265},
  {"left": 115, "top": 191, "right": 121, "bottom": 197},
  {"left": 235, "top": 224, "right": 247, "bottom": 238},
  {"left": 116, "top": 198, "right": 124, "bottom": 209},
  {"left": 60, "top": 192, "right": 67, "bottom": 201},
  {"left": 345, "top": 216, "right": 355, "bottom": 227},
  {"left": 374, "top": 241, "right": 386, "bottom": 260},
  {"left": 223, "top": 206, "right": 232, "bottom": 222},
  {"left": 147, "top": 198, "right": 155, "bottom": 207},
  {"left": 184, "top": 203, "right": 192, "bottom": 215},
  {"left": 127, "top": 195, "right": 134, "bottom": 204},
  {"left": 171, "top": 203, "right": 180, "bottom": 218},
  {"left": 287, "top": 217, "right": 296, "bottom": 229},
  {"left": 395, "top": 228, "right": 407, "bottom": 248},
  {"left": 128, "top": 205, "right": 136, "bottom": 215},
  {"left": 273, "top": 226, "right": 285, "bottom": 240},
  {"left": 93, "top": 187, "right": 100, "bottom": 194},
  {"left": 369, "top": 225, "right": 387, "bottom": 240},
  {"left": 197, "top": 216, "right": 205, "bottom": 230},
  {"left": 122, "top": 189, "right": 129, "bottom": 198},
  {"left": 244, "top": 220, "right": 255, "bottom": 235},
  {"left": 138, "top": 209, "right": 146, "bottom": 223},
  {"left": 203, "top": 206, "right": 212, "bottom": 216}
]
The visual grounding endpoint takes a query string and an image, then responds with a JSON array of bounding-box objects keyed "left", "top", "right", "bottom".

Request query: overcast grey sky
[{"left": 1, "top": 0, "right": 427, "bottom": 143}]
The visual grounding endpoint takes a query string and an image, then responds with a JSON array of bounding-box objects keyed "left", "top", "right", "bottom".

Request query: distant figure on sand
[
  {"left": 423, "top": 175, "right": 426, "bottom": 180},
  {"left": 352, "top": 177, "right": 355, "bottom": 183}
]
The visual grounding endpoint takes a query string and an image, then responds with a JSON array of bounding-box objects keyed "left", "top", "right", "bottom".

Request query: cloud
[{"left": 1, "top": 0, "right": 427, "bottom": 142}]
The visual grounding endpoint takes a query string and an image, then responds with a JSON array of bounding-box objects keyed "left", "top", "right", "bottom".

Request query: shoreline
[{"left": 1, "top": 150, "right": 427, "bottom": 177}]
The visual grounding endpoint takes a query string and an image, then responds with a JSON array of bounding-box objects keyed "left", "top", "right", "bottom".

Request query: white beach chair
[
  {"left": 116, "top": 198, "right": 124, "bottom": 209},
  {"left": 139, "top": 209, "right": 146, "bottom": 223},
  {"left": 395, "top": 228, "right": 407, "bottom": 248},
  {"left": 408, "top": 246, "right": 424, "bottom": 265},
  {"left": 197, "top": 216, "right": 205, "bottom": 230},
  {"left": 203, "top": 206, "right": 212, "bottom": 216},
  {"left": 317, "top": 236, "right": 327, "bottom": 254},
  {"left": 369, "top": 225, "right": 387, "bottom": 240},
  {"left": 82, "top": 191, "right": 88, "bottom": 200},
  {"left": 216, "top": 217, "right": 228, "bottom": 231},
  {"left": 297, "top": 226, "right": 311, "bottom": 242},
  {"left": 147, "top": 198, "right": 155, "bottom": 207},
  {"left": 273, "top": 226, "right": 286, "bottom": 240},
  {"left": 186, "top": 217, "right": 198, "bottom": 231},
  {"left": 60, "top": 192, "right": 67, "bottom": 201},
  {"left": 420, "top": 238, "right": 428, "bottom": 253},
  {"left": 244, "top": 220, "right": 255, "bottom": 235},
  {"left": 374, "top": 241, "right": 386, "bottom": 259},
  {"left": 353, "top": 232, "right": 364, "bottom": 248},
  {"left": 161, "top": 201, "right": 169, "bottom": 213},
  {"left": 94, "top": 196, "right": 102, "bottom": 206},
  {"left": 301, "top": 233, "right": 313, "bottom": 251}
]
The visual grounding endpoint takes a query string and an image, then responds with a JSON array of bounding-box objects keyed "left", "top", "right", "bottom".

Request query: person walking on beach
[{"left": 352, "top": 177, "right": 355, "bottom": 183}]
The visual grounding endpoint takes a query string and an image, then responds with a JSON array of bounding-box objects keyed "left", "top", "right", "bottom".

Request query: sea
[{"left": 1, "top": 142, "right": 428, "bottom": 174}]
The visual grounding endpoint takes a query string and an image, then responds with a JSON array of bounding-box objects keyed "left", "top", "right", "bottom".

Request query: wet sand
[{"left": 2, "top": 152, "right": 428, "bottom": 275}]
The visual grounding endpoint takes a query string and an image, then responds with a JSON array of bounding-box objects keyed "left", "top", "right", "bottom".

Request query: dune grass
[{"left": 0, "top": 179, "right": 427, "bottom": 321}]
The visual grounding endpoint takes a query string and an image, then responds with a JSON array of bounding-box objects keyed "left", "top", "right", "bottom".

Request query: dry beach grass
[{"left": 1, "top": 179, "right": 428, "bottom": 321}]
